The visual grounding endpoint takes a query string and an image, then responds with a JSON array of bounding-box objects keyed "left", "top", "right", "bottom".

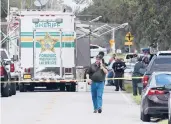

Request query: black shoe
[
  {"left": 98, "top": 108, "right": 102, "bottom": 113},
  {"left": 115, "top": 89, "right": 119, "bottom": 91},
  {"left": 121, "top": 89, "right": 126, "bottom": 91},
  {"left": 93, "top": 110, "right": 97, "bottom": 113}
]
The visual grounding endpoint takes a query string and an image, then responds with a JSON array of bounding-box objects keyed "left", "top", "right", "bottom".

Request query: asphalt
[{"left": 1, "top": 86, "right": 157, "bottom": 124}]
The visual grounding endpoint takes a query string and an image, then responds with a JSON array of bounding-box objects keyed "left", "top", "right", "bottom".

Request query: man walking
[
  {"left": 112, "top": 58, "right": 126, "bottom": 91},
  {"left": 86, "top": 54, "right": 108, "bottom": 113},
  {"left": 132, "top": 57, "right": 145, "bottom": 96}
]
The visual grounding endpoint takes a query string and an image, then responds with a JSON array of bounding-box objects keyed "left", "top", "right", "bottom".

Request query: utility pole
[
  {"left": 7, "top": 0, "right": 10, "bottom": 54},
  {"left": 112, "top": 28, "right": 115, "bottom": 53}
]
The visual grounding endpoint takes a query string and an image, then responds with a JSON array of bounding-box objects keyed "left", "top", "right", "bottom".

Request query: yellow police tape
[{"left": 0, "top": 77, "right": 143, "bottom": 83}]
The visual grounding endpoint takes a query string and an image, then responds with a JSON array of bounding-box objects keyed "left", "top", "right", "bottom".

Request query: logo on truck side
[{"left": 38, "top": 33, "right": 57, "bottom": 53}]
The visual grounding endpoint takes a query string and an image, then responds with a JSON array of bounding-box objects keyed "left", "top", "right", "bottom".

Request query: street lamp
[
  {"left": 88, "top": 16, "right": 103, "bottom": 41},
  {"left": 89, "top": 16, "right": 102, "bottom": 23},
  {"left": 112, "top": 23, "right": 128, "bottom": 53},
  {"left": 97, "top": 22, "right": 128, "bottom": 53}
]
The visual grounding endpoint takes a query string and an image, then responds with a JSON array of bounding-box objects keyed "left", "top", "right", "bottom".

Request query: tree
[{"left": 77, "top": 0, "right": 171, "bottom": 50}]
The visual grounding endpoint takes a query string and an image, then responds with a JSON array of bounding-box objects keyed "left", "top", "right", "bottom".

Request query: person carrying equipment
[{"left": 112, "top": 58, "right": 126, "bottom": 91}]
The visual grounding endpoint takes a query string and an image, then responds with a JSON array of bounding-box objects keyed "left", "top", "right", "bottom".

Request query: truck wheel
[
  {"left": 70, "top": 83, "right": 76, "bottom": 92},
  {"left": 140, "top": 111, "right": 150, "bottom": 122},
  {"left": 66, "top": 85, "right": 71, "bottom": 92},
  {"left": 1, "top": 83, "right": 10, "bottom": 97},
  {"left": 11, "top": 83, "right": 16, "bottom": 95},
  {"left": 16, "top": 83, "right": 19, "bottom": 90},
  {"left": 19, "top": 83, "right": 26, "bottom": 92},
  {"left": 46, "top": 84, "right": 53, "bottom": 90},
  {"left": 60, "top": 84, "right": 65, "bottom": 91},
  {"left": 28, "top": 85, "right": 34, "bottom": 92}
]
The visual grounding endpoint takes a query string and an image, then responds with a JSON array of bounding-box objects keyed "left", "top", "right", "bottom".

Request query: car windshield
[
  {"left": 154, "top": 58, "right": 171, "bottom": 64},
  {"left": 155, "top": 74, "right": 171, "bottom": 86},
  {"left": 149, "top": 58, "right": 171, "bottom": 73},
  {"left": 126, "top": 54, "right": 137, "bottom": 59}
]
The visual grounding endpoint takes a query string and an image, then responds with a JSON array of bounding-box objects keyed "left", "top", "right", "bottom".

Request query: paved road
[{"left": 1, "top": 87, "right": 157, "bottom": 124}]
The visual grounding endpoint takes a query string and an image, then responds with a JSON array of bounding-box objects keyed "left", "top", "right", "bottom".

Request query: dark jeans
[
  {"left": 132, "top": 78, "right": 142, "bottom": 96},
  {"left": 107, "top": 70, "right": 114, "bottom": 85},
  {"left": 91, "top": 82, "right": 104, "bottom": 110},
  {"left": 115, "top": 73, "right": 124, "bottom": 90}
]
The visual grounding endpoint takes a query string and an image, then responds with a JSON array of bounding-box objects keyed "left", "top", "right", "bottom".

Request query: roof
[
  {"left": 155, "top": 55, "right": 171, "bottom": 58},
  {"left": 152, "top": 71, "right": 171, "bottom": 75}
]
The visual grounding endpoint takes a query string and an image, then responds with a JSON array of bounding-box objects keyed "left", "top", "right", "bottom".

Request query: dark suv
[{"left": 142, "top": 55, "right": 171, "bottom": 87}]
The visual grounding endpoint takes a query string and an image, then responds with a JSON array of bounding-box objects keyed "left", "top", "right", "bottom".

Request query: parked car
[
  {"left": 141, "top": 72, "right": 171, "bottom": 122},
  {"left": 124, "top": 63, "right": 135, "bottom": 81},
  {"left": 168, "top": 90, "right": 171, "bottom": 124},
  {"left": 0, "top": 49, "right": 17, "bottom": 97},
  {"left": 156, "top": 51, "right": 171, "bottom": 56},
  {"left": 142, "top": 56, "right": 171, "bottom": 88},
  {"left": 124, "top": 53, "right": 138, "bottom": 63},
  {"left": 90, "top": 44, "right": 107, "bottom": 58}
]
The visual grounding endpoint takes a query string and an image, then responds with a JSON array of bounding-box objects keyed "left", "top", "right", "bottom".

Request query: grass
[
  {"left": 124, "top": 83, "right": 141, "bottom": 105},
  {"left": 124, "top": 83, "right": 133, "bottom": 93},
  {"left": 159, "top": 120, "right": 168, "bottom": 124},
  {"left": 132, "top": 95, "right": 141, "bottom": 105}
]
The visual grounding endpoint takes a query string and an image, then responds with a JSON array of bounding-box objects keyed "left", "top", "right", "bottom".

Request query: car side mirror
[{"left": 12, "top": 55, "right": 18, "bottom": 61}]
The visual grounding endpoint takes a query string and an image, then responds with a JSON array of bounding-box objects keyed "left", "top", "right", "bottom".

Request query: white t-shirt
[{"left": 108, "top": 60, "right": 115, "bottom": 70}]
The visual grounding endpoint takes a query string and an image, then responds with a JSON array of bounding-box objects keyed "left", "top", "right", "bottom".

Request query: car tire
[
  {"left": 1, "top": 83, "right": 10, "bottom": 97},
  {"left": 141, "top": 111, "right": 150, "bottom": 122},
  {"left": 66, "top": 85, "right": 71, "bottom": 92},
  {"left": 11, "top": 83, "right": 16, "bottom": 95},
  {"left": 70, "top": 83, "right": 76, "bottom": 92},
  {"left": 60, "top": 84, "right": 65, "bottom": 91},
  {"left": 8, "top": 83, "right": 12, "bottom": 96},
  {"left": 28, "top": 85, "right": 34, "bottom": 92}
]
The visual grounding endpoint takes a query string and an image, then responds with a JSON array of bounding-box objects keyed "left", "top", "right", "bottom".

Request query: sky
[{"left": 63, "top": 0, "right": 88, "bottom": 11}]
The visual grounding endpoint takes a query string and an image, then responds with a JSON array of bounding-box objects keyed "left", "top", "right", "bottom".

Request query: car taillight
[
  {"left": 0, "top": 66, "right": 5, "bottom": 76},
  {"left": 147, "top": 89, "right": 164, "bottom": 95},
  {"left": 65, "top": 68, "right": 72, "bottom": 73},
  {"left": 10, "top": 64, "right": 15, "bottom": 72},
  {"left": 28, "top": 68, "right": 30, "bottom": 73},
  {"left": 142, "top": 75, "right": 149, "bottom": 84},
  {"left": 24, "top": 68, "right": 31, "bottom": 73}
]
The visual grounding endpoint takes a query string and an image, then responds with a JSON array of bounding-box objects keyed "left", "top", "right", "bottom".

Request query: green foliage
[{"left": 78, "top": 0, "right": 171, "bottom": 50}]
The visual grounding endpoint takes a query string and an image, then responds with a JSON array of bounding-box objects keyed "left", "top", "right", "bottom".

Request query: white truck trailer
[{"left": 19, "top": 10, "right": 77, "bottom": 92}]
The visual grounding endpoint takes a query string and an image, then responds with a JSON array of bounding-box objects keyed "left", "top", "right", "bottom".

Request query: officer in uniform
[
  {"left": 112, "top": 58, "right": 126, "bottom": 91},
  {"left": 132, "top": 57, "right": 145, "bottom": 96}
]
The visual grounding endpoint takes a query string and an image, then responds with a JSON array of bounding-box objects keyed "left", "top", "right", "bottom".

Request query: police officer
[
  {"left": 112, "top": 58, "right": 126, "bottom": 91},
  {"left": 132, "top": 57, "right": 145, "bottom": 96}
]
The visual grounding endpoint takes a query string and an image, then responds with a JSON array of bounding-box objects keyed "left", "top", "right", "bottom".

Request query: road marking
[{"left": 119, "top": 91, "right": 133, "bottom": 106}]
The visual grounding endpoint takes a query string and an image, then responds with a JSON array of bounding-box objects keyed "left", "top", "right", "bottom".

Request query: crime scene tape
[{"left": 0, "top": 77, "right": 143, "bottom": 83}]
